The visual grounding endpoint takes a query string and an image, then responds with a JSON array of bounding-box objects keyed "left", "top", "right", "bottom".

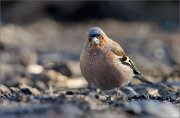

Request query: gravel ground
[{"left": 0, "top": 19, "right": 180, "bottom": 118}]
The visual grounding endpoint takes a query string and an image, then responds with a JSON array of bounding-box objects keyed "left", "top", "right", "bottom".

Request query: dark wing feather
[{"left": 118, "top": 56, "right": 140, "bottom": 75}]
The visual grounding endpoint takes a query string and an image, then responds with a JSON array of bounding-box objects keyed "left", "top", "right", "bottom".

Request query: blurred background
[
  {"left": 0, "top": 1, "right": 180, "bottom": 89},
  {"left": 0, "top": 1, "right": 180, "bottom": 118}
]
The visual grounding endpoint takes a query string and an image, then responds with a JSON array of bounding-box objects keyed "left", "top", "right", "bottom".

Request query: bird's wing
[
  {"left": 109, "top": 39, "right": 126, "bottom": 59},
  {"left": 108, "top": 39, "right": 169, "bottom": 88},
  {"left": 119, "top": 56, "right": 141, "bottom": 75},
  {"left": 109, "top": 39, "right": 140, "bottom": 75},
  {"left": 109, "top": 39, "right": 173, "bottom": 90},
  {"left": 109, "top": 39, "right": 156, "bottom": 85}
]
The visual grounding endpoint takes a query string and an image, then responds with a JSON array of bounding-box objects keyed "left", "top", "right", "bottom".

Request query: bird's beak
[{"left": 92, "top": 37, "right": 100, "bottom": 44}]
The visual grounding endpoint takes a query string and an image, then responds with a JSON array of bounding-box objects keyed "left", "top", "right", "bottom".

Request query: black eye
[
  {"left": 88, "top": 38, "right": 91, "bottom": 42},
  {"left": 97, "top": 34, "right": 103, "bottom": 39}
]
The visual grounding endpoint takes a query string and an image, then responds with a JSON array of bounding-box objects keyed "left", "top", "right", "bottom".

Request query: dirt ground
[{"left": 0, "top": 19, "right": 180, "bottom": 118}]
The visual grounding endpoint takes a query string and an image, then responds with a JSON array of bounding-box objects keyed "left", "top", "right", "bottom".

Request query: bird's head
[{"left": 85, "top": 27, "right": 109, "bottom": 48}]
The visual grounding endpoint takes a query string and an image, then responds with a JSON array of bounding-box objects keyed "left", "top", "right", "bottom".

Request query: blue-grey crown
[{"left": 88, "top": 27, "right": 104, "bottom": 38}]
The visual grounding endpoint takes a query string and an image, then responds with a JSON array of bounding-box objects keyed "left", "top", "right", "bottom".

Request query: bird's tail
[
  {"left": 133, "top": 74, "right": 173, "bottom": 91},
  {"left": 133, "top": 74, "right": 154, "bottom": 85}
]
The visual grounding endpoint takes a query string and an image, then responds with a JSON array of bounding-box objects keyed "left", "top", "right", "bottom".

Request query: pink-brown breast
[{"left": 80, "top": 47, "right": 134, "bottom": 90}]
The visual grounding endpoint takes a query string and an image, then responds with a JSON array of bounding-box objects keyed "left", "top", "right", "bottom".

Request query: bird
[{"left": 80, "top": 27, "right": 170, "bottom": 91}]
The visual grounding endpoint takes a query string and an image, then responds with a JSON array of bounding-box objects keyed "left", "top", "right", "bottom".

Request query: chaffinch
[{"left": 80, "top": 27, "right": 167, "bottom": 90}]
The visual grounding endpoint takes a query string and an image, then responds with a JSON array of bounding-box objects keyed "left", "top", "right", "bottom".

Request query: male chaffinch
[{"left": 80, "top": 27, "right": 167, "bottom": 90}]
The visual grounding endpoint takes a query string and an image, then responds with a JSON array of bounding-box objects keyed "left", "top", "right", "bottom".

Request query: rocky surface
[{"left": 0, "top": 19, "right": 180, "bottom": 118}]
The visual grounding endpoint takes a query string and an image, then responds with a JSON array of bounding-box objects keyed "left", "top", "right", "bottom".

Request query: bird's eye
[
  {"left": 98, "top": 35, "right": 103, "bottom": 39},
  {"left": 88, "top": 38, "right": 91, "bottom": 42}
]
